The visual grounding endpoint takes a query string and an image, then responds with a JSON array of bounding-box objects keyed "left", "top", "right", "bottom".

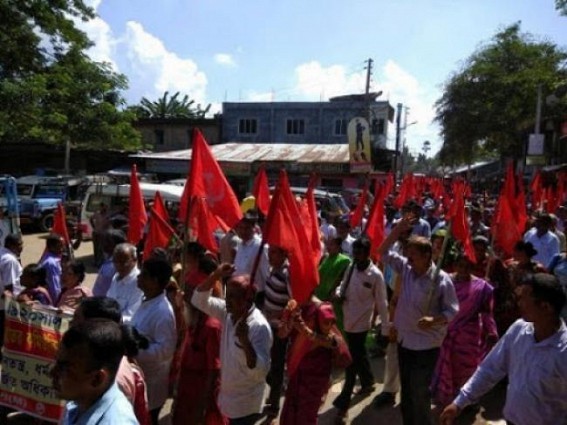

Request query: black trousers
[
  {"left": 266, "top": 330, "right": 288, "bottom": 412},
  {"left": 333, "top": 330, "right": 374, "bottom": 410},
  {"left": 398, "top": 345, "right": 439, "bottom": 425}
]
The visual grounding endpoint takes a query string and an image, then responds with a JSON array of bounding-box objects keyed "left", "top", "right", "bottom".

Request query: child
[{"left": 17, "top": 264, "right": 53, "bottom": 306}]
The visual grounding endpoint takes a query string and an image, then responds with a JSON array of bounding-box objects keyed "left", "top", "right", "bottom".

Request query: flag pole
[{"left": 179, "top": 196, "right": 195, "bottom": 292}]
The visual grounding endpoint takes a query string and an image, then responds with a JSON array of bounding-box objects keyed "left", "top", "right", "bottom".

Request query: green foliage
[
  {"left": 435, "top": 23, "right": 567, "bottom": 165},
  {"left": 557, "top": 0, "right": 567, "bottom": 15},
  {"left": 0, "top": 0, "right": 141, "bottom": 150},
  {"left": 133, "top": 91, "right": 211, "bottom": 119}
]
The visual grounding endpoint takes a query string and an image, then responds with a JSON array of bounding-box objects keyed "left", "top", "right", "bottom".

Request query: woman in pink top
[{"left": 57, "top": 261, "right": 92, "bottom": 311}]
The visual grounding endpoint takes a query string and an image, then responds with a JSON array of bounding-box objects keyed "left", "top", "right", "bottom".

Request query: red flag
[
  {"left": 143, "top": 208, "right": 178, "bottom": 261},
  {"left": 189, "top": 197, "right": 229, "bottom": 254},
  {"left": 128, "top": 164, "right": 147, "bottom": 245},
  {"left": 447, "top": 190, "right": 475, "bottom": 263},
  {"left": 365, "top": 183, "right": 386, "bottom": 261},
  {"left": 515, "top": 172, "right": 528, "bottom": 234},
  {"left": 530, "top": 170, "right": 543, "bottom": 210},
  {"left": 492, "top": 194, "right": 522, "bottom": 257},
  {"left": 385, "top": 172, "right": 394, "bottom": 197},
  {"left": 252, "top": 166, "right": 271, "bottom": 216},
  {"left": 393, "top": 174, "right": 415, "bottom": 209},
  {"left": 52, "top": 203, "right": 70, "bottom": 246},
  {"left": 178, "top": 129, "right": 242, "bottom": 228},
  {"left": 152, "top": 191, "right": 169, "bottom": 225},
  {"left": 350, "top": 181, "right": 369, "bottom": 228},
  {"left": 264, "top": 170, "right": 319, "bottom": 304}
]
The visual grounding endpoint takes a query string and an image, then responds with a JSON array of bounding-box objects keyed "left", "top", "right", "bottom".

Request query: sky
[{"left": 78, "top": 0, "right": 567, "bottom": 155}]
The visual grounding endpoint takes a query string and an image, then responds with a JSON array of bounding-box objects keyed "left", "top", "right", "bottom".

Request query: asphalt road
[{"left": 11, "top": 231, "right": 506, "bottom": 425}]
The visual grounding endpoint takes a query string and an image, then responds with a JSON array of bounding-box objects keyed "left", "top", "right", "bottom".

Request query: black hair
[
  {"left": 520, "top": 273, "right": 566, "bottom": 317},
  {"left": 121, "top": 324, "right": 140, "bottom": 358},
  {"left": 104, "top": 229, "right": 127, "bottom": 247},
  {"left": 352, "top": 237, "right": 371, "bottom": 255},
  {"left": 186, "top": 242, "right": 217, "bottom": 274},
  {"left": 4, "top": 233, "right": 22, "bottom": 249},
  {"left": 66, "top": 261, "right": 86, "bottom": 284},
  {"left": 79, "top": 297, "right": 122, "bottom": 324},
  {"left": 46, "top": 234, "right": 63, "bottom": 249},
  {"left": 514, "top": 241, "right": 538, "bottom": 258},
  {"left": 22, "top": 263, "right": 47, "bottom": 287},
  {"left": 142, "top": 257, "right": 173, "bottom": 289},
  {"left": 61, "top": 320, "right": 125, "bottom": 380}
]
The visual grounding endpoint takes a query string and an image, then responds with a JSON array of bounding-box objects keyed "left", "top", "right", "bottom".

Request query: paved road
[{"left": 12, "top": 231, "right": 506, "bottom": 425}]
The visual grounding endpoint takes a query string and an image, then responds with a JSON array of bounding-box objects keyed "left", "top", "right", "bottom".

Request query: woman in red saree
[
  {"left": 431, "top": 254, "right": 498, "bottom": 407},
  {"left": 279, "top": 298, "right": 349, "bottom": 425}
]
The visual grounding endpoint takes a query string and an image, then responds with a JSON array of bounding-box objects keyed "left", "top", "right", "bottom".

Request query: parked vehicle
[
  {"left": 17, "top": 175, "right": 89, "bottom": 232},
  {"left": 269, "top": 186, "right": 349, "bottom": 216},
  {"left": 80, "top": 182, "right": 184, "bottom": 239},
  {"left": 0, "top": 175, "right": 20, "bottom": 244}
]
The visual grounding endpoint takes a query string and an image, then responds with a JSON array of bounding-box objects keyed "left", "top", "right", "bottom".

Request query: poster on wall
[
  {"left": 348, "top": 117, "right": 372, "bottom": 173},
  {"left": 0, "top": 298, "right": 71, "bottom": 422}
]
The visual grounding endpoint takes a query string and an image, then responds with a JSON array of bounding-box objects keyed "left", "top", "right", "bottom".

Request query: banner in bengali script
[{"left": 0, "top": 297, "right": 71, "bottom": 422}]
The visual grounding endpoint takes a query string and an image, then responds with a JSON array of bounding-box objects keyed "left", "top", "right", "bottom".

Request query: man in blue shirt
[
  {"left": 39, "top": 234, "right": 64, "bottom": 302},
  {"left": 441, "top": 273, "right": 567, "bottom": 425},
  {"left": 52, "top": 320, "right": 138, "bottom": 424}
]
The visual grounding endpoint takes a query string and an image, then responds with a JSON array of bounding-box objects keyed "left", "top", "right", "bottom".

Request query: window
[
  {"left": 154, "top": 129, "right": 164, "bottom": 145},
  {"left": 334, "top": 119, "right": 347, "bottom": 135},
  {"left": 371, "top": 118, "right": 385, "bottom": 135},
  {"left": 239, "top": 119, "right": 258, "bottom": 134},
  {"left": 286, "top": 119, "right": 305, "bottom": 135}
]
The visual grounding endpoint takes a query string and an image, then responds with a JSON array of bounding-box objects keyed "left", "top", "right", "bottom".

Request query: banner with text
[{"left": 0, "top": 298, "right": 71, "bottom": 422}]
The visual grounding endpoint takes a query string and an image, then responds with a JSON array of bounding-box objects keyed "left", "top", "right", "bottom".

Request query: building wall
[
  {"left": 222, "top": 101, "right": 392, "bottom": 145},
  {"left": 133, "top": 118, "right": 221, "bottom": 151}
]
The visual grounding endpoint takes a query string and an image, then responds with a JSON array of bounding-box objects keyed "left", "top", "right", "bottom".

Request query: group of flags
[{"left": 50, "top": 129, "right": 566, "bottom": 302}]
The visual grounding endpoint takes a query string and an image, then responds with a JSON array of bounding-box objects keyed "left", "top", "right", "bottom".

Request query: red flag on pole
[
  {"left": 492, "top": 193, "right": 522, "bottom": 257},
  {"left": 350, "top": 181, "right": 369, "bottom": 228},
  {"left": 264, "top": 170, "right": 319, "bottom": 304},
  {"left": 152, "top": 191, "right": 169, "bottom": 226},
  {"left": 189, "top": 196, "right": 229, "bottom": 254},
  {"left": 447, "top": 190, "right": 476, "bottom": 263},
  {"left": 52, "top": 203, "right": 70, "bottom": 246},
  {"left": 304, "top": 174, "right": 322, "bottom": 263},
  {"left": 128, "top": 164, "right": 147, "bottom": 245},
  {"left": 143, "top": 208, "right": 178, "bottom": 261},
  {"left": 178, "top": 129, "right": 242, "bottom": 229},
  {"left": 252, "top": 166, "right": 271, "bottom": 216},
  {"left": 365, "top": 183, "right": 386, "bottom": 261}
]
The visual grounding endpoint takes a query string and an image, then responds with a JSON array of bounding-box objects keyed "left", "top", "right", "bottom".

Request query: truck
[{"left": 17, "top": 175, "right": 89, "bottom": 232}]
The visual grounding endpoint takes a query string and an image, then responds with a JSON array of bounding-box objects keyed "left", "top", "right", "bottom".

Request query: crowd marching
[{"left": 0, "top": 132, "right": 566, "bottom": 425}]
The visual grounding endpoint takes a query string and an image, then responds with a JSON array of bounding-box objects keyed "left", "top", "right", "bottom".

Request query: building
[
  {"left": 133, "top": 117, "right": 221, "bottom": 152},
  {"left": 221, "top": 94, "right": 394, "bottom": 150}
]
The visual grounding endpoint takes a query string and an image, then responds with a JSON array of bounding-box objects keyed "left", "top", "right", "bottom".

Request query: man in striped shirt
[{"left": 262, "top": 245, "right": 291, "bottom": 423}]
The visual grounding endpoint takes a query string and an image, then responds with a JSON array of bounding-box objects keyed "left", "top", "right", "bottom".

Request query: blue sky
[{"left": 81, "top": 0, "right": 567, "bottom": 155}]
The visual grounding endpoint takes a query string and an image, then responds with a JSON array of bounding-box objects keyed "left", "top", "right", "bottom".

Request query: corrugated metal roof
[{"left": 132, "top": 142, "right": 349, "bottom": 163}]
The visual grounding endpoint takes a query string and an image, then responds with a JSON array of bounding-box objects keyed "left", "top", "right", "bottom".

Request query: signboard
[
  {"left": 0, "top": 298, "right": 71, "bottom": 422},
  {"left": 527, "top": 134, "right": 545, "bottom": 155},
  {"left": 347, "top": 117, "right": 372, "bottom": 173}
]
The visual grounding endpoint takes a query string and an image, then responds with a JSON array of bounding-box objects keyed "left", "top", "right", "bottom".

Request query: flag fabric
[
  {"left": 264, "top": 170, "right": 319, "bottom": 304},
  {"left": 304, "top": 174, "right": 322, "bottom": 263},
  {"left": 143, "top": 208, "right": 178, "bottom": 261},
  {"left": 178, "top": 129, "right": 242, "bottom": 229},
  {"left": 393, "top": 174, "right": 415, "bottom": 209},
  {"left": 252, "top": 166, "right": 271, "bottom": 216},
  {"left": 128, "top": 164, "right": 147, "bottom": 245},
  {"left": 189, "top": 196, "right": 229, "bottom": 254},
  {"left": 365, "top": 182, "right": 386, "bottom": 261},
  {"left": 530, "top": 170, "right": 543, "bottom": 210},
  {"left": 492, "top": 194, "right": 522, "bottom": 256},
  {"left": 52, "top": 203, "right": 70, "bottom": 246},
  {"left": 152, "top": 191, "right": 169, "bottom": 225},
  {"left": 447, "top": 190, "right": 476, "bottom": 263},
  {"left": 350, "top": 181, "right": 369, "bottom": 228}
]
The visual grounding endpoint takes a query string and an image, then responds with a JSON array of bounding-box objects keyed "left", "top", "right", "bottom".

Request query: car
[{"left": 269, "top": 186, "right": 349, "bottom": 216}]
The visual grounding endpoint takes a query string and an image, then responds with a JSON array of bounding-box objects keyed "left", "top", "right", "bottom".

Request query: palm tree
[{"left": 133, "top": 91, "right": 211, "bottom": 119}]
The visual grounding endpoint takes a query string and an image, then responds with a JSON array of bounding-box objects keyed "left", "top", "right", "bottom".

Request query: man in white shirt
[
  {"left": 333, "top": 237, "right": 389, "bottom": 422},
  {"left": 106, "top": 243, "right": 142, "bottom": 323},
  {"left": 441, "top": 273, "right": 567, "bottom": 425},
  {"left": 233, "top": 213, "right": 269, "bottom": 289},
  {"left": 0, "top": 233, "right": 23, "bottom": 346},
  {"left": 192, "top": 265, "right": 272, "bottom": 425},
  {"left": 336, "top": 218, "right": 355, "bottom": 257},
  {"left": 523, "top": 214, "right": 560, "bottom": 266}
]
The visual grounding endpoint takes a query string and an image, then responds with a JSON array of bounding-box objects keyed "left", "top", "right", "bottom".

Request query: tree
[
  {"left": 557, "top": 0, "right": 567, "bottom": 15},
  {"left": 133, "top": 91, "right": 211, "bottom": 119},
  {"left": 435, "top": 23, "right": 567, "bottom": 165},
  {"left": 0, "top": 1, "right": 141, "bottom": 150}
]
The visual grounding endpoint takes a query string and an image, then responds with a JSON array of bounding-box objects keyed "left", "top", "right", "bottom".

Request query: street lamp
[{"left": 399, "top": 120, "right": 417, "bottom": 177}]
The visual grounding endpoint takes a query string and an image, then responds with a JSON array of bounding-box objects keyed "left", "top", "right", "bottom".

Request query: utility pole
[
  {"left": 394, "top": 103, "right": 403, "bottom": 180},
  {"left": 364, "top": 58, "right": 373, "bottom": 124},
  {"left": 400, "top": 106, "right": 410, "bottom": 177}
]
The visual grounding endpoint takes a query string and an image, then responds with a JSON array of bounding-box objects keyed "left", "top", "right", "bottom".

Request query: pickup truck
[{"left": 17, "top": 175, "right": 89, "bottom": 232}]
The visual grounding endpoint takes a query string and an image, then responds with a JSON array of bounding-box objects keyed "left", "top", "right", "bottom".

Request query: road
[{"left": 12, "top": 231, "right": 507, "bottom": 424}]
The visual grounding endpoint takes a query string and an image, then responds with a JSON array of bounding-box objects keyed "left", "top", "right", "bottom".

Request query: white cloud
[
  {"left": 293, "top": 61, "right": 366, "bottom": 99},
  {"left": 246, "top": 91, "right": 273, "bottom": 102},
  {"left": 214, "top": 53, "right": 237, "bottom": 68}
]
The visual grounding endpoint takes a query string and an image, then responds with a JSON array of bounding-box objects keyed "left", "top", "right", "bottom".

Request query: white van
[{"left": 79, "top": 182, "right": 184, "bottom": 239}]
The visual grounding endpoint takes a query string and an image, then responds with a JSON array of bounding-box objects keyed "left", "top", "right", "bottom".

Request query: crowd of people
[{"left": 0, "top": 185, "right": 566, "bottom": 425}]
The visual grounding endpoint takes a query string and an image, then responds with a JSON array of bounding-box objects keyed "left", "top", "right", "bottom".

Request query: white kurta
[{"left": 132, "top": 293, "right": 176, "bottom": 410}]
